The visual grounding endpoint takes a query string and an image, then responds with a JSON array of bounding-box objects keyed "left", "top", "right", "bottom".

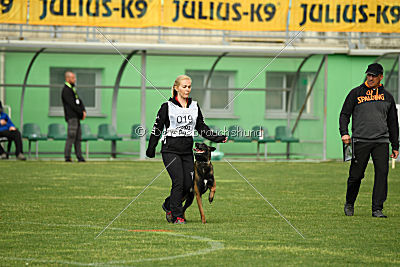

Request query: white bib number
[{"left": 165, "top": 101, "right": 198, "bottom": 137}]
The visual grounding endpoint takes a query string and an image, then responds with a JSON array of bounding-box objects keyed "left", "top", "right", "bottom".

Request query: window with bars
[
  {"left": 49, "top": 68, "right": 103, "bottom": 116},
  {"left": 265, "top": 72, "right": 315, "bottom": 116},
  {"left": 186, "top": 70, "right": 235, "bottom": 117}
]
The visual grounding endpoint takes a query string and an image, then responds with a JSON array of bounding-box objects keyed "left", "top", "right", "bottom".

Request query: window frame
[
  {"left": 48, "top": 67, "right": 104, "bottom": 117},
  {"left": 186, "top": 70, "right": 237, "bottom": 119},
  {"left": 265, "top": 72, "right": 290, "bottom": 114},
  {"left": 265, "top": 71, "right": 316, "bottom": 119}
]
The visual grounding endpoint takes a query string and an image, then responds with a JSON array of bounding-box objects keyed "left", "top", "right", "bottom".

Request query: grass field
[{"left": 0, "top": 160, "right": 399, "bottom": 266}]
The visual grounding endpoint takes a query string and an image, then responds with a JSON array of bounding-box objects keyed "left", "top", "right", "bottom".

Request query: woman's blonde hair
[{"left": 172, "top": 75, "right": 192, "bottom": 97}]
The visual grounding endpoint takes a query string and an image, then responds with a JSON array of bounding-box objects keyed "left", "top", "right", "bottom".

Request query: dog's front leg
[
  {"left": 194, "top": 183, "right": 206, "bottom": 224},
  {"left": 209, "top": 180, "right": 216, "bottom": 203}
]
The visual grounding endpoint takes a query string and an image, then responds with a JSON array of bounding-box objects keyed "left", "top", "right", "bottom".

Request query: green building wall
[{"left": 2, "top": 52, "right": 386, "bottom": 159}]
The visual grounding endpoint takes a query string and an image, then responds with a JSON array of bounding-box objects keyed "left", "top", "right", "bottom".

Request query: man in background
[
  {"left": 339, "top": 63, "right": 399, "bottom": 218},
  {"left": 0, "top": 101, "right": 26, "bottom": 160},
  {"left": 62, "top": 71, "right": 86, "bottom": 162}
]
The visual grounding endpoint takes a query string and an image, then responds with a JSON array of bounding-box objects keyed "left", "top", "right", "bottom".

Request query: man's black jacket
[
  {"left": 61, "top": 83, "right": 86, "bottom": 122},
  {"left": 339, "top": 82, "right": 399, "bottom": 150},
  {"left": 146, "top": 97, "right": 226, "bottom": 157}
]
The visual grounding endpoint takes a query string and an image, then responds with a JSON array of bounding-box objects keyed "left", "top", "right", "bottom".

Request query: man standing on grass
[
  {"left": 62, "top": 71, "right": 86, "bottom": 162},
  {"left": 339, "top": 63, "right": 399, "bottom": 218}
]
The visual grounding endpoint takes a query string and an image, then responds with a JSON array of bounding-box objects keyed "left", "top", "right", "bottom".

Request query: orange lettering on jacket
[{"left": 357, "top": 90, "right": 385, "bottom": 104}]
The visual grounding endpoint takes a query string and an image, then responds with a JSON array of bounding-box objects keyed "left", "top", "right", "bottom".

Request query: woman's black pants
[{"left": 162, "top": 153, "right": 194, "bottom": 220}]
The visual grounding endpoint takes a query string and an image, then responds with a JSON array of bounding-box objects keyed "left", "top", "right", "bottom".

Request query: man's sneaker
[
  {"left": 1, "top": 153, "right": 7, "bottom": 160},
  {"left": 344, "top": 203, "right": 354, "bottom": 216},
  {"left": 162, "top": 203, "right": 173, "bottom": 223},
  {"left": 77, "top": 157, "right": 86, "bottom": 162},
  {"left": 173, "top": 217, "right": 186, "bottom": 224},
  {"left": 372, "top": 210, "right": 387, "bottom": 218},
  {"left": 17, "top": 153, "right": 26, "bottom": 161},
  {"left": 65, "top": 158, "right": 72, "bottom": 162}
]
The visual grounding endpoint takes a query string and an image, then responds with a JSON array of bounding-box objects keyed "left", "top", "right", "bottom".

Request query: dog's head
[{"left": 193, "top": 142, "right": 216, "bottom": 162}]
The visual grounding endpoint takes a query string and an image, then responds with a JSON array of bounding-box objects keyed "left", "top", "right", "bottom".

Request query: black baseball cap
[{"left": 365, "top": 63, "right": 384, "bottom": 76}]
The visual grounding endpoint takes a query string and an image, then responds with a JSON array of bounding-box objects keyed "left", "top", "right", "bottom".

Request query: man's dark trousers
[
  {"left": 0, "top": 130, "right": 23, "bottom": 155},
  {"left": 346, "top": 142, "right": 389, "bottom": 211},
  {"left": 65, "top": 118, "right": 83, "bottom": 160}
]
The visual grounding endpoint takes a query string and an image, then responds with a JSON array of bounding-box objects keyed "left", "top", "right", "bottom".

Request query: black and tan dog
[{"left": 193, "top": 142, "right": 217, "bottom": 224}]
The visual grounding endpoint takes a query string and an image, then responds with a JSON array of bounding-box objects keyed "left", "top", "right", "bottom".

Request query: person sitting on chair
[
  {"left": 0, "top": 101, "right": 26, "bottom": 160},
  {"left": 0, "top": 139, "right": 6, "bottom": 159}
]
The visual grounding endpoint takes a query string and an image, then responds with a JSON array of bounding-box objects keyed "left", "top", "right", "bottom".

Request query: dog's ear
[{"left": 209, "top": 146, "right": 216, "bottom": 152}]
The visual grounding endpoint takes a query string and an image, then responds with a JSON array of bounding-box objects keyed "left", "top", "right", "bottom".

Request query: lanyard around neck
[{"left": 65, "top": 82, "right": 79, "bottom": 99}]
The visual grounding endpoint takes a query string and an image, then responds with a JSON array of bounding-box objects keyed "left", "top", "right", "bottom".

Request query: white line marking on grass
[
  {"left": 0, "top": 221, "right": 224, "bottom": 266},
  {"left": 108, "top": 232, "right": 224, "bottom": 264},
  {"left": 95, "top": 157, "right": 176, "bottom": 239},
  {"left": 224, "top": 159, "right": 306, "bottom": 239}
]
